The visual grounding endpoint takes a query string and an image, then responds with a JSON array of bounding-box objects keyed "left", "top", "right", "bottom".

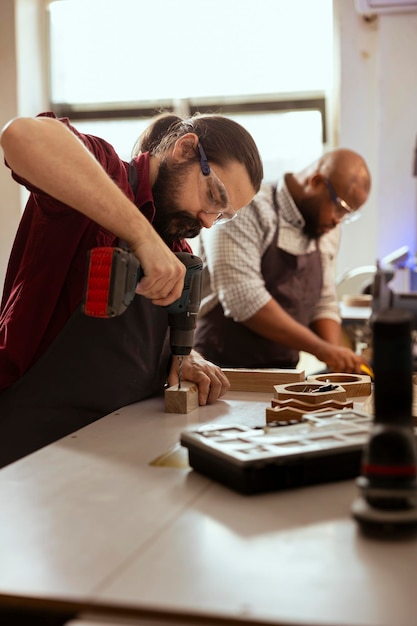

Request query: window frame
[{"left": 51, "top": 92, "right": 327, "bottom": 143}]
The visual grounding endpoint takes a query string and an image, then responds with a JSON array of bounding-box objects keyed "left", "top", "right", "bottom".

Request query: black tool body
[{"left": 351, "top": 309, "right": 417, "bottom": 535}]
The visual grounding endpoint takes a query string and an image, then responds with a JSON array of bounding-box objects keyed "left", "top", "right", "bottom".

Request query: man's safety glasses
[
  {"left": 198, "top": 142, "right": 237, "bottom": 225},
  {"left": 323, "top": 177, "right": 358, "bottom": 224}
]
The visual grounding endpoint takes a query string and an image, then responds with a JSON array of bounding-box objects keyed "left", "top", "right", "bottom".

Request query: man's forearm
[
  {"left": 1, "top": 116, "right": 153, "bottom": 249},
  {"left": 1, "top": 116, "right": 186, "bottom": 305},
  {"left": 242, "top": 299, "right": 331, "bottom": 357},
  {"left": 310, "top": 318, "right": 341, "bottom": 345}
]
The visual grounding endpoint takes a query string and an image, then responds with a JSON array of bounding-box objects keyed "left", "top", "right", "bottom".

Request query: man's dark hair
[{"left": 133, "top": 111, "right": 263, "bottom": 193}]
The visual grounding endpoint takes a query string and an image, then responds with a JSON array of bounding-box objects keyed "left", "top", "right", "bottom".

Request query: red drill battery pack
[{"left": 82, "top": 247, "right": 140, "bottom": 318}]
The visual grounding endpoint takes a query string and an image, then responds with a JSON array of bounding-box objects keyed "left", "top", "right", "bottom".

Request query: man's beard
[
  {"left": 303, "top": 218, "right": 321, "bottom": 240},
  {"left": 151, "top": 159, "right": 202, "bottom": 245},
  {"left": 298, "top": 196, "right": 323, "bottom": 240}
]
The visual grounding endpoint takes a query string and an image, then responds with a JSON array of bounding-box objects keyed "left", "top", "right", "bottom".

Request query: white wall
[
  {"left": 1, "top": 0, "right": 417, "bottom": 288},
  {"left": 0, "top": 0, "right": 20, "bottom": 289},
  {"left": 0, "top": 0, "right": 47, "bottom": 291},
  {"left": 335, "top": 0, "right": 417, "bottom": 277}
]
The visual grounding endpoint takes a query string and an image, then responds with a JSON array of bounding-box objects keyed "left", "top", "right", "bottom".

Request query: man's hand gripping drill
[{"left": 82, "top": 247, "right": 203, "bottom": 388}]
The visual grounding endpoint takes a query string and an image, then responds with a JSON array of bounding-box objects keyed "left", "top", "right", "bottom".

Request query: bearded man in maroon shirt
[{"left": 0, "top": 111, "right": 263, "bottom": 467}]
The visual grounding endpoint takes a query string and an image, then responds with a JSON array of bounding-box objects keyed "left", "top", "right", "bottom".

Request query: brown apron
[
  {"left": 0, "top": 296, "right": 170, "bottom": 467},
  {"left": 194, "top": 189, "right": 322, "bottom": 368}
]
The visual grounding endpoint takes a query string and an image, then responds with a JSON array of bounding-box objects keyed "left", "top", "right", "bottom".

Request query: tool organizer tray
[{"left": 181, "top": 411, "right": 378, "bottom": 494}]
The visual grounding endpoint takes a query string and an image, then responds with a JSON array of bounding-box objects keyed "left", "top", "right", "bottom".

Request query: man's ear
[
  {"left": 305, "top": 172, "right": 326, "bottom": 195},
  {"left": 310, "top": 173, "right": 325, "bottom": 189},
  {"left": 172, "top": 133, "right": 199, "bottom": 163}
]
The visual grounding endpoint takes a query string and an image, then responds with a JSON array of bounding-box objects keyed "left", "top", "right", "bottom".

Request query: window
[{"left": 48, "top": 0, "right": 334, "bottom": 180}]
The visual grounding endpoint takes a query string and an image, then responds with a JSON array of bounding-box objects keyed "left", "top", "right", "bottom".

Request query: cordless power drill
[{"left": 82, "top": 248, "right": 203, "bottom": 379}]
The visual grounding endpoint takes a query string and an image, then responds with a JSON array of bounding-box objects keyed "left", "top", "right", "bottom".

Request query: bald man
[{"left": 194, "top": 149, "right": 372, "bottom": 374}]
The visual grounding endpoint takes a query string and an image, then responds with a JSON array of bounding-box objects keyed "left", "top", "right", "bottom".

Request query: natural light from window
[
  {"left": 48, "top": 0, "right": 333, "bottom": 104},
  {"left": 48, "top": 0, "right": 334, "bottom": 181}
]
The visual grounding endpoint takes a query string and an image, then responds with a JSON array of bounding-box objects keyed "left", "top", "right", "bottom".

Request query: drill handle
[
  {"left": 166, "top": 252, "right": 203, "bottom": 315},
  {"left": 133, "top": 250, "right": 203, "bottom": 314}
]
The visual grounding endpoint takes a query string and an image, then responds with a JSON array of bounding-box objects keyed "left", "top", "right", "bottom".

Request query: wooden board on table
[{"left": 222, "top": 368, "right": 305, "bottom": 393}]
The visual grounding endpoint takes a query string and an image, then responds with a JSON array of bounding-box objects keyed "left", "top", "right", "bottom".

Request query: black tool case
[{"left": 180, "top": 411, "right": 376, "bottom": 494}]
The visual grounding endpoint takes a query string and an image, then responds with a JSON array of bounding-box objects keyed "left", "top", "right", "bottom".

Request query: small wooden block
[
  {"left": 307, "top": 373, "right": 371, "bottom": 398},
  {"left": 164, "top": 381, "right": 199, "bottom": 414},
  {"left": 222, "top": 368, "right": 305, "bottom": 393}
]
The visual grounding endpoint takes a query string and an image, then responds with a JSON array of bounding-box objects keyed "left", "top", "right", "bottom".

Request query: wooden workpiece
[
  {"left": 266, "top": 404, "right": 339, "bottom": 422},
  {"left": 164, "top": 381, "right": 199, "bottom": 414},
  {"left": 271, "top": 397, "right": 354, "bottom": 411},
  {"left": 307, "top": 373, "right": 371, "bottom": 398},
  {"left": 269, "top": 382, "right": 349, "bottom": 423},
  {"left": 273, "top": 382, "right": 347, "bottom": 404},
  {"left": 222, "top": 368, "right": 305, "bottom": 393}
]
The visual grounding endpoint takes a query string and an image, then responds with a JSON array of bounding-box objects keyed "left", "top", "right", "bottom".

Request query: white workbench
[{"left": 0, "top": 390, "right": 415, "bottom": 626}]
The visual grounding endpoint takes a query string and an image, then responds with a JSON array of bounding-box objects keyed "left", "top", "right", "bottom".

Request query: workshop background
[{"left": 1, "top": 0, "right": 417, "bottom": 295}]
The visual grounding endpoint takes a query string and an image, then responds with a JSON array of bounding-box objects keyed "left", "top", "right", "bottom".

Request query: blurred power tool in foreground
[
  {"left": 372, "top": 260, "right": 417, "bottom": 327},
  {"left": 82, "top": 247, "right": 203, "bottom": 360},
  {"left": 351, "top": 308, "right": 417, "bottom": 535}
]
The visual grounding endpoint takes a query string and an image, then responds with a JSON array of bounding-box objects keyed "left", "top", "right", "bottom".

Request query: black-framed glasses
[
  {"left": 198, "top": 141, "right": 211, "bottom": 177},
  {"left": 323, "top": 177, "right": 356, "bottom": 223},
  {"left": 197, "top": 142, "right": 236, "bottom": 224}
]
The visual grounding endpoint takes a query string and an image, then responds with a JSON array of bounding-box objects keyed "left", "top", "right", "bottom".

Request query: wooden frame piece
[
  {"left": 271, "top": 398, "right": 354, "bottom": 411},
  {"left": 307, "top": 373, "right": 371, "bottom": 398},
  {"left": 266, "top": 405, "right": 338, "bottom": 423},
  {"left": 273, "top": 382, "right": 347, "bottom": 405},
  {"left": 222, "top": 368, "right": 305, "bottom": 393}
]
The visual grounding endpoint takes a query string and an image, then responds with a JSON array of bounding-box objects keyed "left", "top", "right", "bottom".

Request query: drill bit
[{"left": 177, "top": 356, "right": 183, "bottom": 390}]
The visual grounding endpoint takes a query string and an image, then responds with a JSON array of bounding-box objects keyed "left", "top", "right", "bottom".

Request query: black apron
[
  {"left": 0, "top": 296, "right": 171, "bottom": 467},
  {"left": 194, "top": 187, "right": 322, "bottom": 368}
]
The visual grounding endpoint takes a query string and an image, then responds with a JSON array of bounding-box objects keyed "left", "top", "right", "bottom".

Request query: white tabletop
[{"left": 0, "top": 390, "right": 416, "bottom": 626}]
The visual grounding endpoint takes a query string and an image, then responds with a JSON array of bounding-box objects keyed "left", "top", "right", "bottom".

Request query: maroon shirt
[{"left": 0, "top": 112, "right": 190, "bottom": 391}]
